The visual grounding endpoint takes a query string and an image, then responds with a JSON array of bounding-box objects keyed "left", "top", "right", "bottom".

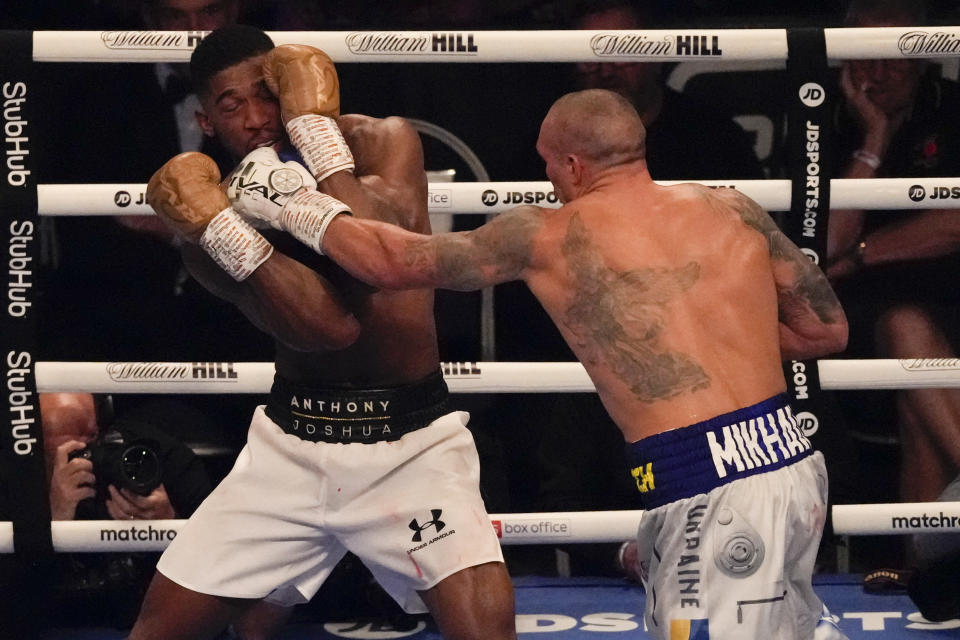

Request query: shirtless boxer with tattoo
[
  {"left": 128, "top": 25, "right": 514, "bottom": 640},
  {"left": 297, "top": 89, "right": 850, "bottom": 639}
]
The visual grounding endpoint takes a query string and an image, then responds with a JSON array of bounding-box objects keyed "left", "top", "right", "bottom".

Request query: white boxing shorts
[
  {"left": 626, "top": 393, "right": 848, "bottom": 640},
  {"left": 157, "top": 371, "right": 503, "bottom": 613}
]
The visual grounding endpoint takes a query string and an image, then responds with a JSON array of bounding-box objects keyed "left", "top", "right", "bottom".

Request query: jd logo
[
  {"left": 114, "top": 190, "right": 132, "bottom": 207},
  {"left": 324, "top": 620, "right": 428, "bottom": 638},
  {"left": 799, "top": 82, "right": 825, "bottom": 108},
  {"left": 909, "top": 184, "right": 926, "bottom": 202},
  {"left": 410, "top": 509, "right": 445, "bottom": 542},
  {"left": 481, "top": 189, "right": 499, "bottom": 206},
  {"left": 794, "top": 411, "right": 819, "bottom": 437}
]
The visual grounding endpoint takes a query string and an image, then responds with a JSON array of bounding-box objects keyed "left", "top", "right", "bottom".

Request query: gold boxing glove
[
  {"left": 262, "top": 44, "right": 354, "bottom": 181},
  {"left": 147, "top": 152, "right": 273, "bottom": 281}
]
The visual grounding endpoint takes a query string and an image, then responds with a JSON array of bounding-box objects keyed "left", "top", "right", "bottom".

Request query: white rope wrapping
[
  {"left": 2, "top": 502, "right": 956, "bottom": 552},
  {"left": 34, "top": 360, "right": 960, "bottom": 393},
  {"left": 33, "top": 29, "right": 788, "bottom": 63},
  {"left": 0, "top": 512, "right": 641, "bottom": 553},
  {"left": 28, "top": 27, "right": 960, "bottom": 63},
  {"left": 36, "top": 178, "right": 960, "bottom": 216},
  {"left": 833, "top": 502, "right": 960, "bottom": 535}
]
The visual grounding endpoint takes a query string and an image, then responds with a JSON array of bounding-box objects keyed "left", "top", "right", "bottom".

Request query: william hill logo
[
  {"left": 345, "top": 32, "right": 477, "bottom": 55},
  {"left": 101, "top": 30, "right": 204, "bottom": 50},
  {"left": 589, "top": 33, "right": 723, "bottom": 58},
  {"left": 106, "top": 362, "right": 238, "bottom": 382}
]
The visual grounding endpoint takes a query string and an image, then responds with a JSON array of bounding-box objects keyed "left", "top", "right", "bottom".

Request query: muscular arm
[
  {"left": 322, "top": 205, "right": 544, "bottom": 291},
  {"left": 182, "top": 244, "right": 360, "bottom": 352},
  {"left": 318, "top": 116, "right": 429, "bottom": 231},
  {"left": 724, "top": 191, "right": 849, "bottom": 359}
]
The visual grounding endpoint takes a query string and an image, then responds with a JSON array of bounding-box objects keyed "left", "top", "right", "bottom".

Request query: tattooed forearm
[{"left": 400, "top": 207, "right": 542, "bottom": 291}]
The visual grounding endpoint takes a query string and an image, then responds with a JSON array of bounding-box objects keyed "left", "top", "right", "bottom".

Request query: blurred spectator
[
  {"left": 907, "top": 472, "right": 960, "bottom": 621},
  {"left": 826, "top": 0, "right": 960, "bottom": 507},
  {"left": 569, "top": 0, "right": 765, "bottom": 181}
]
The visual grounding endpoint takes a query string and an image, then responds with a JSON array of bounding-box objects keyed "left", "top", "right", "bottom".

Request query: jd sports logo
[
  {"left": 481, "top": 189, "right": 499, "bottom": 206},
  {"left": 115, "top": 190, "right": 132, "bottom": 207},
  {"left": 799, "top": 82, "right": 825, "bottom": 108},
  {"left": 795, "top": 411, "right": 820, "bottom": 437},
  {"left": 409, "top": 509, "right": 445, "bottom": 542},
  {"left": 909, "top": 185, "right": 926, "bottom": 201}
]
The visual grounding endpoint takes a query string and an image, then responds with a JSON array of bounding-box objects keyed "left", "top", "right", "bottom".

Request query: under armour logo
[{"left": 409, "top": 509, "right": 445, "bottom": 542}]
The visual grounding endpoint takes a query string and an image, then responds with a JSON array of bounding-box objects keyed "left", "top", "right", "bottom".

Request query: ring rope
[
  {"left": 3, "top": 502, "right": 957, "bottom": 553},
  {"left": 833, "top": 502, "right": 960, "bottom": 536},
  {"left": 34, "top": 360, "right": 960, "bottom": 394},
  {"left": 27, "top": 27, "right": 960, "bottom": 63},
  {"left": 36, "top": 179, "right": 960, "bottom": 216}
]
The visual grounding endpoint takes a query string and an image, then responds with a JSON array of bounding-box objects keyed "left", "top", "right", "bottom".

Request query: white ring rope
[
  {"left": 2, "top": 502, "right": 956, "bottom": 553},
  {"left": 0, "top": 512, "right": 642, "bottom": 553},
  {"left": 36, "top": 178, "right": 960, "bottom": 216},
  {"left": 833, "top": 502, "right": 960, "bottom": 536},
  {"left": 34, "top": 359, "right": 960, "bottom": 394},
  {"left": 27, "top": 27, "right": 960, "bottom": 63}
]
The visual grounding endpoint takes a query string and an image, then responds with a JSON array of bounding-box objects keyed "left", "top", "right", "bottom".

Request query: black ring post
[{"left": 0, "top": 29, "right": 52, "bottom": 636}]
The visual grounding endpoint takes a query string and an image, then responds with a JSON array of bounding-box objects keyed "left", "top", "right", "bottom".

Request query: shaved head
[{"left": 541, "top": 89, "right": 647, "bottom": 169}]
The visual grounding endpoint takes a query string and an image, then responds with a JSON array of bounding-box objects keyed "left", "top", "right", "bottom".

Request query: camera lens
[{"left": 119, "top": 445, "right": 162, "bottom": 495}]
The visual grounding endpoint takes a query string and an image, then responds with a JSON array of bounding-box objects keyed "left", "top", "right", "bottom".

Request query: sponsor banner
[
  {"left": 0, "top": 30, "right": 51, "bottom": 636},
  {"left": 106, "top": 361, "right": 239, "bottom": 382},
  {"left": 495, "top": 518, "right": 573, "bottom": 540},
  {"left": 900, "top": 358, "right": 960, "bottom": 371},
  {"left": 833, "top": 502, "right": 960, "bottom": 535},
  {"left": 827, "top": 25, "right": 960, "bottom": 60},
  {"left": 42, "top": 179, "right": 960, "bottom": 218},
  {"left": 39, "top": 181, "right": 797, "bottom": 216},
  {"left": 33, "top": 29, "right": 789, "bottom": 63},
  {"left": 100, "top": 30, "right": 205, "bottom": 51},
  {"left": 782, "top": 28, "right": 834, "bottom": 453},
  {"left": 0, "top": 27, "right": 49, "bottom": 543},
  {"left": 440, "top": 361, "right": 482, "bottom": 377}
]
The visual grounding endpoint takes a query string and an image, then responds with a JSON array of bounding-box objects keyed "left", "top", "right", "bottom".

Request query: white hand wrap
[
  {"left": 280, "top": 189, "right": 351, "bottom": 255},
  {"left": 199, "top": 207, "right": 274, "bottom": 281},
  {"left": 286, "top": 114, "right": 355, "bottom": 182}
]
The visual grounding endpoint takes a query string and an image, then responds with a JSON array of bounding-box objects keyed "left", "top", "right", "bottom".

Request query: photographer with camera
[
  {"left": 43, "top": 393, "right": 211, "bottom": 522},
  {"left": 35, "top": 392, "right": 215, "bottom": 629}
]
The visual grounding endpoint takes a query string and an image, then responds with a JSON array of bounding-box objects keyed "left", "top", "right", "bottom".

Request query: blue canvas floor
[{"left": 40, "top": 575, "right": 960, "bottom": 638}]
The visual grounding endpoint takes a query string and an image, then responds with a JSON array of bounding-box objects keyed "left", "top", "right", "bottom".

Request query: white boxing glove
[
  {"left": 223, "top": 147, "right": 317, "bottom": 230},
  {"left": 225, "top": 146, "right": 353, "bottom": 254}
]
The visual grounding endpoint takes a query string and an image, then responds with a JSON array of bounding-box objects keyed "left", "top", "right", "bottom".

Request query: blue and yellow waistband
[{"left": 625, "top": 393, "right": 813, "bottom": 509}]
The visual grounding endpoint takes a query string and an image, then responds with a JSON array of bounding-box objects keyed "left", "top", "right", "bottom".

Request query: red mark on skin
[{"left": 408, "top": 553, "right": 423, "bottom": 578}]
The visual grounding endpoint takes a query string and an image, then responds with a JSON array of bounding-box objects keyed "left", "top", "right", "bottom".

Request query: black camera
[{"left": 68, "top": 429, "right": 163, "bottom": 496}]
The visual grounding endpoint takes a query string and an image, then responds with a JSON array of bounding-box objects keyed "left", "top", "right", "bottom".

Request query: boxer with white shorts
[
  {"left": 159, "top": 373, "right": 502, "bottom": 612},
  {"left": 627, "top": 394, "right": 835, "bottom": 639},
  {"left": 129, "top": 25, "right": 515, "bottom": 640}
]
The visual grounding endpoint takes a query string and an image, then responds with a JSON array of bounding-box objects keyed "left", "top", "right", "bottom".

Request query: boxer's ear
[{"left": 196, "top": 109, "right": 215, "bottom": 138}]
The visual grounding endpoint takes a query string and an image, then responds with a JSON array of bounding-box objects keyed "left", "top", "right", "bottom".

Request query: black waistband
[{"left": 264, "top": 370, "right": 450, "bottom": 444}]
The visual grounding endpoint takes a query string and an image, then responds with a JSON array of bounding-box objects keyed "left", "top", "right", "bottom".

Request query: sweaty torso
[
  {"left": 276, "top": 114, "right": 439, "bottom": 387},
  {"left": 525, "top": 181, "right": 786, "bottom": 442}
]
